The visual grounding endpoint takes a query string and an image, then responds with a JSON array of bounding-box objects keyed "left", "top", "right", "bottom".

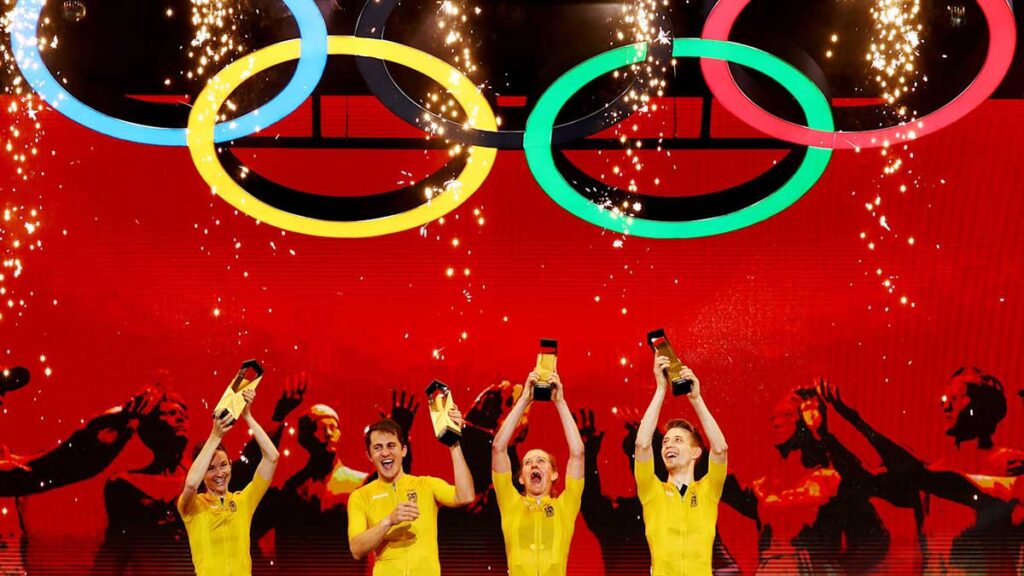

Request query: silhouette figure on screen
[
  {"left": 723, "top": 387, "right": 842, "bottom": 575},
  {"left": 576, "top": 408, "right": 740, "bottom": 575},
  {"left": 93, "top": 387, "right": 194, "bottom": 574},
  {"left": 1, "top": 367, "right": 157, "bottom": 575},
  {"left": 250, "top": 385, "right": 418, "bottom": 575},
  {"left": 92, "top": 373, "right": 306, "bottom": 575},
  {"left": 819, "top": 369, "right": 1023, "bottom": 575}
]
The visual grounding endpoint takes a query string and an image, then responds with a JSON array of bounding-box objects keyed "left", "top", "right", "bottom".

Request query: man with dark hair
[
  {"left": 348, "top": 413, "right": 474, "bottom": 576},
  {"left": 249, "top": 384, "right": 416, "bottom": 574},
  {"left": 635, "top": 356, "right": 728, "bottom": 576}
]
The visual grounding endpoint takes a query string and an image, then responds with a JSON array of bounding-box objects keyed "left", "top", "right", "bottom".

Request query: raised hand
[
  {"left": 681, "top": 366, "right": 700, "bottom": 401},
  {"left": 212, "top": 410, "right": 235, "bottom": 438},
  {"left": 575, "top": 408, "right": 604, "bottom": 452},
  {"left": 241, "top": 388, "right": 256, "bottom": 418},
  {"left": 817, "top": 378, "right": 856, "bottom": 420},
  {"left": 653, "top": 356, "right": 670, "bottom": 389},
  {"left": 549, "top": 373, "right": 565, "bottom": 404},
  {"left": 272, "top": 372, "right": 308, "bottom": 422},
  {"left": 122, "top": 386, "right": 160, "bottom": 422},
  {"left": 448, "top": 404, "right": 465, "bottom": 429},
  {"left": 381, "top": 389, "right": 420, "bottom": 434},
  {"left": 523, "top": 372, "right": 539, "bottom": 403}
]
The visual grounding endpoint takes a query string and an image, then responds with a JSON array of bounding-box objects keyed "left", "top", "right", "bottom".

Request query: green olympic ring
[{"left": 524, "top": 38, "right": 835, "bottom": 239}]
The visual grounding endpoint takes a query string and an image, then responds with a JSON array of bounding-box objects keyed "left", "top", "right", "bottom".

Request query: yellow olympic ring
[{"left": 186, "top": 36, "right": 498, "bottom": 238}]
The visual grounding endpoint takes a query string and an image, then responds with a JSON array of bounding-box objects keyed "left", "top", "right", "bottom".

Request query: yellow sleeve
[
  {"left": 492, "top": 470, "right": 518, "bottom": 513},
  {"left": 347, "top": 488, "right": 369, "bottom": 541},
  {"left": 705, "top": 459, "right": 727, "bottom": 502},
  {"left": 634, "top": 456, "right": 661, "bottom": 505},
  {"left": 560, "top": 476, "right": 584, "bottom": 521},
  {"left": 239, "top": 471, "right": 271, "bottom": 515},
  {"left": 426, "top": 477, "right": 458, "bottom": 508}
]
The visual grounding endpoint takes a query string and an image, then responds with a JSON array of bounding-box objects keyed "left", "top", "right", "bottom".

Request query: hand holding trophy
[
  {"left": 426, "top": 380, "right": 463, "bottom": 446},
  {"left": 647, "top": 329, "right": 692, "bottom": 396},
  {"left": 214, "top": 360, "right": 264, "bottom": 420},
  {"left": 532, "top": 339, "right": 558, "bottom": 402}
]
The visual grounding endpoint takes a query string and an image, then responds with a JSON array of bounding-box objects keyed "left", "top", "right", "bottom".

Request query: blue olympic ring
[{"left": 8, "top": 0, "right": 328, "bottom": 146}]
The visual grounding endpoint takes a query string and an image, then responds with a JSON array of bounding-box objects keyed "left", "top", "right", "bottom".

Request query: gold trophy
[
  {"left": 425, "top": 380, "right": 462, "bottom": 446},
  {"left": 647, "top": 329, "right": 692, "bottom": 396},
  {"left": 533, "top": 339, "right": 558, "bottom": 402},
  {"left": 214, "top": 360, "right": 264, "bottom": 420}
]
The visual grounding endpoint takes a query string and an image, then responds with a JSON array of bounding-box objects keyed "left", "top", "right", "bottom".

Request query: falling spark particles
[
  {"left": 855, "top": 0, "right": 925, "bottom": 307},
  {"left": 603, "top": 0, "right": 670, "bottom": 231},
  {"left": 185, "top": 0, "right": 251, "bottom": 88},
  {"left": 423, "top": 0, "right": 482, "bottom": 160}
]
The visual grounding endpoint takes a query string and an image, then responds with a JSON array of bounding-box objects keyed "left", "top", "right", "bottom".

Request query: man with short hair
[
  {"left": 348, "top": 415, "right": 474, "bottom": 576},
  {"left": 635, "top": 355, "right": 728, "bottom": 576}
]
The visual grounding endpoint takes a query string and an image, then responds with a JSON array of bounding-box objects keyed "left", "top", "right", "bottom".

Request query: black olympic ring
[
  {"left": 215, "top": 146, "right": 470, "bottom": 221},
  {"left": 353, "top": 0, "right": 675, "bottom": 150},
  {"left": 551, "top": 144, "right": 809, "bottom": 222}
]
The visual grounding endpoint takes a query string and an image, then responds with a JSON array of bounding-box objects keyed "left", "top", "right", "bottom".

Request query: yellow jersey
[
  {"left": 347, "top": 474, "right": 457, "bottom": 576},
  {"left": 493, "top": 470, "right": 584, "bottom": 576},
  {"left": 636, "top": 457, "right": 726, "bottom": 576},
  {"left": 179, "top": 472, "right": 270, "bottom": 576}
]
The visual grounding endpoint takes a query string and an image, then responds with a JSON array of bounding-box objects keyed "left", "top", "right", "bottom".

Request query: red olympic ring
[{"left": 700, "top": 0, "right": 1016, "bottom": 150}]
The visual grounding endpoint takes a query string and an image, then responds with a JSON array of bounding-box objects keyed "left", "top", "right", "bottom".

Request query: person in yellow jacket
[
  {"left": 347, "top": 414, "right": 474, "bottom": 576},
  {"left": 635, "top": 355, "right": 728, "bottom": 576},
  {"left": 177, "top": 388, "right": 279, "bottom": 576},
  {"left": 491, "top": 371, "right": 585, "bottom": 576}
]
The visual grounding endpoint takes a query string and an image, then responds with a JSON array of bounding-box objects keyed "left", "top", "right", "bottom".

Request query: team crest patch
[
  {"left": 229, "top": 500, "right": 238, "bottom": 513},
  {"left": 406, "top": 490, "right": 418, "bottom": 503},
  {"left": 544, "top": 504, "right": 555, "bottom": 518}
]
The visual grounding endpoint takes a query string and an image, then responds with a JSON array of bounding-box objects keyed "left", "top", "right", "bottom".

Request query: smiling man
[
  {"left": 347, "top": 415, "right": 474, "bottom": 576},
  {"left": 635, "top": 356, "right": 728, "bottom": 576},
  {"left": 491, "top": 371, "right": 586, "bottom": 576}
]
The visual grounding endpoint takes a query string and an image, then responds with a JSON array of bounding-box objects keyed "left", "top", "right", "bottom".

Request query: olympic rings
[
  {"left": 186, "top": 36, "right": 498, "bottom": 238},
  {"left": 523, "top": 39, "right": 834, "bottom": 239},
  {"left": 12, "top": 2, "right": 1010, "bottom": 238},
  {"left": 700, "top": 0, "right": 1016, "bottom": 150},
  {"left": 9, "top": 0, "right": 327, "bottom": 146},
  {"left": 352, "top": 0, "right": 674, "bottom": 149}
]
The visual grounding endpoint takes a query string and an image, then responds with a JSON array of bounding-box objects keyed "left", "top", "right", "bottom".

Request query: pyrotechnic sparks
[
  {"left": 601, "top": 0, "right": 671, "bottom": 236},
  {"left": 859, "top": 0, "right": 925, "bottom": 307},
  {"left": 186, "top": 0, "right": 250, "bottom": 88},
  {"left": 422, "top": 0, "right": 482, "bottom": 159},
  {"left": 868, "top": 0, "right": 922, "bottom": 118},
  {"left": 1, "top": 0, "right": 55, "bottom": 323}
]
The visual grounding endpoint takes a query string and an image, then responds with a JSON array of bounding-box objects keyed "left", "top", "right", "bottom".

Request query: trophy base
[
  {"left": 672, "top": 378, "right": 693, "bottom": 397},
  {"left": 437, "top": 428, "right": 462, "bottom": 447},
  {"left": 533, "top": 384, "right": 552, "bottom": 402}
]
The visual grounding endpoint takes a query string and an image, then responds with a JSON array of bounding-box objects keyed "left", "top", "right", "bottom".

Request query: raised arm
[
  {"left": 818, "top": 381, "right": 925, "bottom": 491},
  {"left": 492, "top": 373, "right": 535, "bottom": 474},
  {"left": 230, "top": 375, "right": 305, "bottom": 491},
  {"left": 0, "top": 387, "right": 158, "bottom": 497},
  {"left": 550, "top": 373, "right": 584, "bottom": 479},
  {"left": 178, "top": 411, "right": 234, "bottom": 514},
  {"left": 686, "top": 368, "right": 727, "bottom": 464},
  {"left": 241, "top": 389, "right": 280, "bottom": 483},
  {"left": 447, "top": 405, "right": 475, "bottom": 505},
  {"left": 636, "top": 356, "right": 670, "bottom": 463}
]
